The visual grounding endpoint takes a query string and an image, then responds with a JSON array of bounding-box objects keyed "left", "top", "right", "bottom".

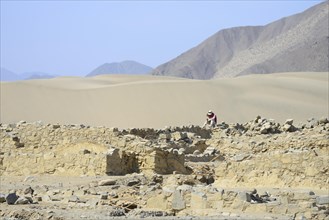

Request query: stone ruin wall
[
  {"left": 0, "top": 122, "right": 196, "bottom": 176},
  {"left": 1, "top": 118, "right": 328, "bottom": 190},
  {"left": 1, "top": 118, "right": 328, "bottom": 219},
  {"left": 210, "top": 133, "right": 329, "bottom": 190},
  {"left": 215, "top": 147, "right": 328, "bottom": 189}
]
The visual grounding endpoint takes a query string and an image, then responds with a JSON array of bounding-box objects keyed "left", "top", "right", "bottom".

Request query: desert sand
[{"left": 0, "top": 72, "right": 328, "bottom": 128}]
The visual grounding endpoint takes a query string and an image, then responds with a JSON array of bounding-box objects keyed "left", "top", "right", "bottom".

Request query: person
[{"left": 203, "top": 110, "right": 217, "bottom": 128}]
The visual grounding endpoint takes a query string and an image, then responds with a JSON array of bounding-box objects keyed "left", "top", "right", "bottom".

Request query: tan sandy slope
[{"left": 0, "top": 72, "right": 328, "bottom": 128}]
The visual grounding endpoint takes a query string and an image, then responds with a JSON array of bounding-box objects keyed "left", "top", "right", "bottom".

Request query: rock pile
[{"left": 0, "top": 116, "right": 328, "bottom": 219}]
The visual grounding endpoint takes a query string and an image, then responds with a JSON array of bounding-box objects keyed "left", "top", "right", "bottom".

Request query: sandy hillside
[{"left": 0, "top": 72, "right": 328, "bottom": 128}]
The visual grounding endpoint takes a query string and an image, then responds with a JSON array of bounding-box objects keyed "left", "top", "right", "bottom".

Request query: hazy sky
[{"left": 0, "top": 0, "right": 323, "bottom": 76}]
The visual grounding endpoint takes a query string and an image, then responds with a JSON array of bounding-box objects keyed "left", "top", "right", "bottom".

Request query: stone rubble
[{"left": 0, "top": 116, "right": 328, "bottom": 219}]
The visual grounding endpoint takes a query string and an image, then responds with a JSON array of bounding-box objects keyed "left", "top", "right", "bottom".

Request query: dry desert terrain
[
  {"left": 0, "top": 72, "right": 328, "bottom": 128},
  {"left": 0, "top": 72, "right": 328, "bottom": 219}
]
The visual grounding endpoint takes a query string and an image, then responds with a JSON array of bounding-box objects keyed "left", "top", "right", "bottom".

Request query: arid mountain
[
  {"left": 0, "top": 68, "right": 56, "bottom": 81},
  {"left": 151, "top": 1, "right": 329, "bottom": 79},
  {"left": 87, "top": 60, "right": 153, "bottom": 77},
  {"left": 22, "top": 72, "right": 57, "bottom": 80},
  {"left": 0, "top": 68, "right": 20, "bottom": 81}
]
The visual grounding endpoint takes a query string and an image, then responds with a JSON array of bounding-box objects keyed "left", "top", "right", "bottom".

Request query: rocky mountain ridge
[{"left": 151, "top": 1, "right": 329, "bottom": 79}]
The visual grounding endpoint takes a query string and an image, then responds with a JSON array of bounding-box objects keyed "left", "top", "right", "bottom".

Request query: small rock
[
  {"left": 42, "top": 195, "right": 52, "bottom": 202},
  {"left": 100, "top": 193, "right": 108, "bottom": 200},
  {"left": 203, "top": 146, "right": 217, "bottom": 155},
  {"left": 318, "top": 117, "right": 328, "bottom": 124},
  {"left": 233, "top": 153, "right": 250, "bottom": 162},
  {"left": 18, "top": 120, "right": 27, "bottom": 125},
  {"left": 98, "top": 179, "right": 116, "bottom": 186},
  {"left": 88, "top": 188, "right": 97, "bottom": 195},
  {"left": 260, "top": 122, "right": 272, "bottom": 134},
  {"left": 127, "top": 179, "right": 140, "bottom": 187},
  {"left": 52, "top": 124, "right": 60, "bottom": 129},
  {"left": 50, "top": 195, "right": 63, "bottom": 201},
  {"left": 306, "top": 118, "right": 318, "bottom": 128},
  {"left": 285, "top": 119, "right": 294, "bottom": 125},
  {"left": 159, "top": 133, "right": 171, "bottom": 141},
  {"left": 282, "top": 124, "right": 296, "bottom": 132},
  {"left": 68, "top": 195, "right": 80, "bottom": 203},
  {"left": 86, "top": 198, "right": 99, "bottom": 207},
  {"left": 24, "top": 176, "right": 35, "bottom": 182},
  {"left": 34, "top": 196, "right": 42, "bottom": 202},
  {"left": 109, "top": 192, "right": 119, "bottom": 198},
  {"left": 193, "top": 150, "right": 201, "bottom": 156},
  {"left": 151, "top": 175, "right": 163, "bottom": 184},
  {"left": 80, "top": 149, "right": 91, "bottom": 154}
]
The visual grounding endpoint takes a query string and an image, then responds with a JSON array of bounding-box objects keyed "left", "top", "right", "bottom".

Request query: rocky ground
[{"left": 0, "top": 116, "right": 328, "bottom": 220}]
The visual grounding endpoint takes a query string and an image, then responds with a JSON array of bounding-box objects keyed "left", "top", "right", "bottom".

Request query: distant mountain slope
[
  {"left": 87, "top": 60, "right": 153, "bottom": 77},
  {"left": 0, "top": 68, "right": 21, "bottom": 81},
  {"left": 0, "top": 68, "right": 56, "bottom": 81},
  {"left": 151, "top": 1, "right": 329, "bottom": 79},
  {"left": 22, "top": 72, "right": 57, "bottom": 80}
]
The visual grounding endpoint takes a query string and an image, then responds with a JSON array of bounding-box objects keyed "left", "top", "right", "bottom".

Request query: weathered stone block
[
  {"left": 100, "top": 193, "right": 108, "bottom": 200},
  {"left": 238, "top": 192, "right": 251, "bottom": 202},
  {"left": 293, "top": 191, "right": 315, "bottom": 200},
  {"left": 316, "top": 195, "right": 329, "bottom": 205},
  {"left": 140, "top": 149, "right": 186, "bottom": 175},
  {"left": 172, "top": 190, "right": 185, "bottom": 211},
  {"left": 233, "top": 153, "right": 250, "bottom": 162},
  {"left": 246, "top": 203, "right": 267, "bottom": 213},
  {"left": 286, "top": 204, "right": 300, "bottom": 214},
  {"left": 159, "top": 133, "right": 171, "bottom": 141},
  {"left": 271, "top": 205, "right": 288, "bottom": 214},
  {"left": 190, "top": 192, "right": 207, "bottom": 209},
  {"left": 298, "top": 201, "right": 316, "bottom": 209},
  {"left": 285, "top": 119, "right": 294, "bottom": 125},
  {"left": 68, "top": 195, "right": 80, "bottom": 203},
  {"left": 98, "top": 179, "right": 116, "bottom": 186},
  {"left": 86, "top": 198, "right": 99, "bottom": 208},
  {"left": 147, "top": 194, "right": 167, "bottom": 210},
  {"left": 305, "top": 167, "right": 319, "bottom": 176},
  {"left": 171, "top": 132, "right": 187, "bottom": 141}
]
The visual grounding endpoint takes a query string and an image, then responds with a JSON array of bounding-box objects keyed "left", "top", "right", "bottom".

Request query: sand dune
[{"left": 0, "top": 72, "right": 328, "bottom": 128}]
